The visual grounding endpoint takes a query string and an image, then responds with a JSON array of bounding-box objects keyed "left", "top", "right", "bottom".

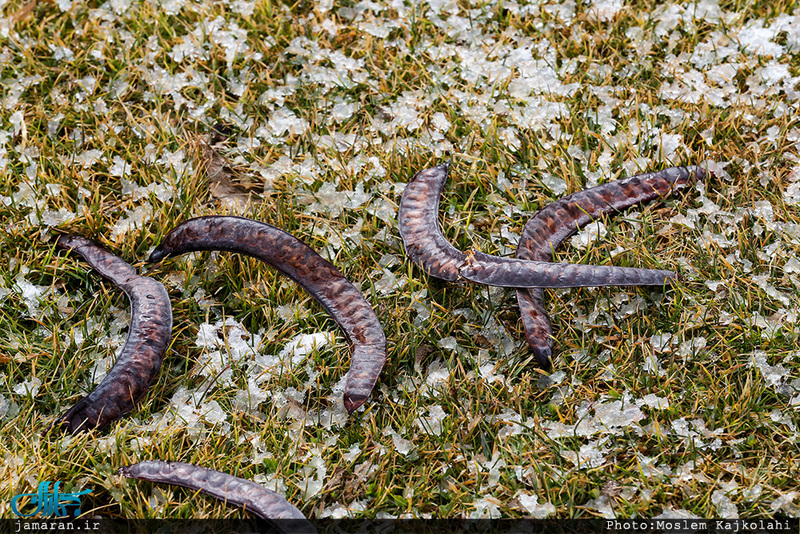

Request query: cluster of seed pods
[
  {"left": 398, "top": 162, "right": 704, "bottom": 369},
  {"left": 54, "top": 217, "right": 389, "bottom": 528},
  {"left": 51, "top": 159, "right": 701, "bottom": 524}
]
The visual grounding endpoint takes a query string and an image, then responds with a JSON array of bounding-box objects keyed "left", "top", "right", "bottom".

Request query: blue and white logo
[{"left": 11, "top": 481, "right": 92, "bottom": 518}]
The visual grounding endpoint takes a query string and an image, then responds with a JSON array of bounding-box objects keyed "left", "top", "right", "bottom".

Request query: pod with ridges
[
  {"left": 398, "top": 162, "right": 678, "bottom": 288},
  {"left": 52, "top": 235, "right": 172, "bottom": 433},
  {"left": 118, "top": 460, "right": 316, "bottom": 533},
  {"left": 516, "top": 166, "right": 704, "bottom": 368},
  {"left": 149, "top": 216, "right": 387, "bottom": 413}
]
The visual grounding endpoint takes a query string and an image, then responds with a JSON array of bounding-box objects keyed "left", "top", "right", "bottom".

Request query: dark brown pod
[
  {"left": 119, "top": 460, "right": 316, "bottom": 533},
  {"left": 516, "top": 166, "right": 704, "bottom": 368},
  {"left": 398, "top": 162, "right": 678, "bottom": 288},
  {"left": 52, "top": 236, "right": 172, "bottom": 433},
  {"left": 149, "top": 216, "right": 387, "bottom": 413}
]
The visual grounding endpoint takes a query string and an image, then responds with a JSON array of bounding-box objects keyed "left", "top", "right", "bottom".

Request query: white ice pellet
[
  {"left": 649, "top": 333, "right": 675, "bottom": 352},
  {"left": 737, "top": 21, "right": 785, "bottom": 58},
  {"left": 585, "top": 495, "right": 616, "bottom": 519},
  {"left": 415, "top": 405, "right": 447, "bottom": 436},
  {"left": 749, "top": 351, "right": 789, "bottom": 389},
  {"left": 571, "top": 221, "right": 607, "bottom": 249},
  {"left": 517, "top": 492, "right": 556, "bottom": 518},
  {"left": 391, "top": 432, "right": 414, "bottom": 457},
  {"left": 12, "top": 377, "right": 42, "bottom": 396},
  {"left": 343, "top": 444, "right": 361, "bottom": 463},
  {"left": 587, "top": 0, "right": 623, "bottom": 21},
  {"left": 74, "top": 149, "right": 103, "bottom": 168},
  {"left": 540, "top": 172, "right": 567, "bottom": 195},
  {"left": 233, "top": 378, "right": 269, "bottom": 412},
  {"left": 643, "top": 353, "right": 666, "bottom": 377},
  {"left": 9, "top": 110, "right": 25, "bottom": 136},
  {"left": 562, "top": 442, "right": 607, "bottom": 469},
  {"left": 712, "top": 490, "right": 739, "bottom": 518},
  {"left": 374, "top": 268, "right": 405, "bottom": 295},
  {"left": 743, "top": 485, "right": 763, "bottom": 501},
  {"left": 11, "top": 274, "right": 51, "bottom": 317},
  {"left": 469, "top": 496, "right": 502, "bottom": 519},
  {"left": 654, "top": 508, "right": 702, "bottom": 519},
  {"left": 595, "top": 401, "right": 645, "bottom": 428},
  {"left": 110, "top": 204, "right": 153, "bottom": 240},
  {"left": 37, "top": 208, "right": 76, "bottom": 227},
  {"left": 279, "top": 332, "right": 334, "bottom": 362}
]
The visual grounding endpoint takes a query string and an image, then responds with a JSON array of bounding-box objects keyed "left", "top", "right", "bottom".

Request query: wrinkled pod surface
[
  {"left": 52, "top": 236, "right": 172, "bottom": 433},
  {"left": 398, "top": 162, "right": 678, "bottom": 289},
  {"left": 149, "top": 216, "right": 387, "bottom": 413},
  {"left": 119, "top": 461, "right": 316, "bottom": 533},
  {"left": 516, "top": 166, "right": 705, "bottom": 369}
]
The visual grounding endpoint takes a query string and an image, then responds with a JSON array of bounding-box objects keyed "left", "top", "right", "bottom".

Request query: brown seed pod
[
  {"left": 398, "top": 162, "right": 678, "bottom": 288},
  {"left": 516, "top": 166, "right": 704, "bottom": 369},
  {"left": 118, "top": 460, "right": 316, "bottom": 532},
  {"left": 149, "top": 216, "right": 387, "bottom": 413},
  {"left": 52, "top": 236, "right": 172, "bottom": 433}
]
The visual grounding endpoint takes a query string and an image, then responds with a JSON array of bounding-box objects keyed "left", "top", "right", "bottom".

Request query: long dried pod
[
  {"left": 516, "top": 166, "right": 704, "bottom": 368},
  {"left": 149, "top": 216, "right": 387, "bottom": 413},
  {"left": 52, "top": 236, "right": 172, "bottom": 433},
  {"left": 398, "top": 162, "right": 677, "bottom": 288},
  {"left": 119, "top": 461, "right": 316, "bottom": 533}
]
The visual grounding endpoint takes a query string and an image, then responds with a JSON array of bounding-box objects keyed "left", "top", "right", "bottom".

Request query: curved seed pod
[
  {"left": 398, "top": 162, "right": 677, "bottom": 288},
  {"left": 119, "top": 461, "right": 316, "bottom": 533},
  {"left": 52, "top": 236, "right": 172, "bottom": 433},
  {"left": 516, "top": 166, "right": 704, "bottom": 369},
  {"left": 149, "top": 216, "right": 387, "bottom": 413},
  {"left": 397, "top": 162, "right": 466, "bottom": 281}
]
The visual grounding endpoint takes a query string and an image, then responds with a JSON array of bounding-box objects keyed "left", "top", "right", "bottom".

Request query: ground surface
[{"left": 1, "top": 0, "right": 799, "bottom": 520}]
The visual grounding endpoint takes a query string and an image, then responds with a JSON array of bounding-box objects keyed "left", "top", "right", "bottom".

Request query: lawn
[{"left": 1, "top": 0, "right": 799, "bottom": 520}]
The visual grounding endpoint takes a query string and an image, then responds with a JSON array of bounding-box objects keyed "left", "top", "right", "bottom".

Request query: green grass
[{"left": 1, "top": 0, "right": 799, "bottom": 521}]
